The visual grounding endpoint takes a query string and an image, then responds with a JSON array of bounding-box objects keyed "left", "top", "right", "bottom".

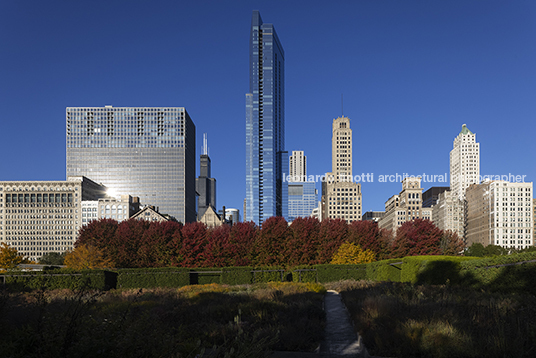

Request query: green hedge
[
  {"left": 7, "top": 252, "right": 536, "bottom": 292},
  {"left": 221, "top": 266, "right": 254, "bottom": 285},
  {"left": 365, "top": 259, "right": 404, "bottom": 282},
  {"left": 251, "top": 267, "right": 292, "bottom": 283},
  {"left": 1, "top": 269, "right": 115, "bottom": 290},
  {"left": 117, "top": 268, "right": 190, "bottom": 288},
  {"left": 315, "top": 264, "right": 367, "bottom": 282},
  {"left": 459, "top": 252, "right": 536, "bottom": 294},
  {"left": 400, "top": 256, "right": 476, "bottom": 285},
  {"left": 292, "top": 266, "right": 317, "bottom": 283}
]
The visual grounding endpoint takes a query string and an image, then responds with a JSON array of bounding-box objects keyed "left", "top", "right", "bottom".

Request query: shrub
[
  {"left": 117, "top": 268, "right": 189, "bottom": 288},
  {"left": 316, "top": 264, "right": 367, "bottom": 282}
]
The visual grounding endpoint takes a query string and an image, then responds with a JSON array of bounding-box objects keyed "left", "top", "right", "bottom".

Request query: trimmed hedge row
[
  {"left": 1, "top": 269, "right": 115, "bottom": 290},
  {"left": 6, "top": 252, "right": 536, "bottom": 292},
  {"left": 459, "top": 251, "right": 536, "bottom": 294}
]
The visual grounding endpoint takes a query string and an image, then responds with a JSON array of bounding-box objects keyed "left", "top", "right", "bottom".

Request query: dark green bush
[
  {"left": 365, "top": 259, "right": 403, "bottom": 282},
  {"left": 189, "top": 267, "right": 222, "bottom": 285},
  {"left": 460, "top": 252, "right": 536, "bottom": 293},
  {"left": 2, "top": 269, "right": 114, "bottom": 290},
  {"left": 117, "top": 268, "right": 189, "bottom": 288},
  {"left": 221, "top": 266, "right": 254, "bottom": 285},
  {"left": 252, "top": 267, "right": 290, "bottom": 283},
  {"left": 316, "top": 264, "right": 367, "bottom": 283},
  {"left": 401, "top": 256, "right": 476, "bottom": 284},
  {"left": 292, "top": 266, "right": 317, "bottom": 283}
]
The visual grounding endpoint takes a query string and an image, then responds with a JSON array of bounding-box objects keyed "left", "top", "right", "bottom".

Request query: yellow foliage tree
[
  {"left": 0, "top": 242, "right": 28, "bottom": 271},
  {"left": 64, "top": 244, "right": 115, "bottom": 270},
  {"left": 331, "top": 242, "right": 375, "bottom": 264}
]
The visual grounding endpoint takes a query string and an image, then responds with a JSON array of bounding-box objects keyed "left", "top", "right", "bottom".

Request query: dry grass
[
  {"left": 330, "top": 280, "right": 536, "bottom": 358},
  {"left": 0, "top": 282, "right": 325, "bottom": 357}
]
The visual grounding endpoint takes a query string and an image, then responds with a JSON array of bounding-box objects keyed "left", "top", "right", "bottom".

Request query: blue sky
[{"left": 1, "top": 0, "right": 535, "bottom": 216}]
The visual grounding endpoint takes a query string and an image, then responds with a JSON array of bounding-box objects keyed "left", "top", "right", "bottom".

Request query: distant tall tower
[
  {"left": 289, "top": 151, "right": 306, "bottom": 182},
  {"left": 246, "top": 10, "right": 288, "bottom": 225},
  {"left": 321, "top": 116, "right": 362, "bottom": 222},
  {"left": 332, "top": 117, "right": 353, "bottom": 181},
  {"left": 196, "top": 133, "right": 216, "bottom": 220},
  {"left": 450, "top": 124, "right": 480, "bottom": 200}
]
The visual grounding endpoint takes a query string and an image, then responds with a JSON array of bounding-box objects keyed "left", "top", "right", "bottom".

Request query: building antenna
[
  {"left": 341, "top": 94, "right": 344, "bottom": 117},
  {"left": 202, "top": 133, "right": 208, "bottom": 156}
]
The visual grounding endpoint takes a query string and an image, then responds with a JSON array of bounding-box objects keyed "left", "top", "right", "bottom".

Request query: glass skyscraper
[
  {"left": 288, "top": 182, "right": 318, "bottom": 222},
  {"left": 66, "top": 106, "right": 196, "bottom": 223},
  {"left": 246, "top": 10, "right": 287, "bottom": 225}
]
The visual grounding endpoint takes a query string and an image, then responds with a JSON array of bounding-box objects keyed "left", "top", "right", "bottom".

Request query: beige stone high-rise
[
  {"left": 331, "top": 117, "right": 353, "bottom": 181},
  {"left": 321, "top": 116, "right": 362, "bottom": 223},
  {"left": 431, "top": 124, "right": 480, "bottom": 241},
  {"left": 289, "top": 151, "right": 306, "bottom": 182},
  {"left": 466, "top": 181, "right": 533, "bottom": 249},
  {"left": 378, "top": 177, "right": 432, "bottom": 233},
  {"left": 432, "top": 190, "right": 464, "bottom": 239},
  {"left": 450, "top": 124, "right": 480, "bottom": 200},
  {"left": 0, "top": 177, "right": 107, "bottom": 261}
]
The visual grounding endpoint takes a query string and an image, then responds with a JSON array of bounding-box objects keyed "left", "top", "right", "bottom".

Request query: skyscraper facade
[
  {"left": 0, "top": 176, "right": 107, "bottom": 261},
  {"left": 466, "top": 181, "right": 533, "bottom": 250},
  {"left": 246, "top": 10, "right": 287, "bottom": 225},
  {"left": 450, "top": 124, "right": 480, "bottom": 200},
  {"left": 289, "top": 150, "right": 306, "bottom": 182},
  {"left": 288, "top": 181, "right": 317, "bottom": 222},
  {"left": 321, "top": 116, "right": 362, "bottom": 223},
  {"left": 196, "top": 134, "right": 216, "bottom": 220},
  {"left": 66, "top": 106, "right": 196, "bottom": 223}
]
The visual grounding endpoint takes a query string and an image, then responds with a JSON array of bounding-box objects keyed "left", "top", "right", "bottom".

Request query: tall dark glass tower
[
  {"left": 66, "top": 106, "right": 196, "bottom": 223},
  {"left": 196, "top": 134, "right": 216, "bottom": 220},
  {"left": 246, "top": 10, "right": 287, "bottom": 225}
]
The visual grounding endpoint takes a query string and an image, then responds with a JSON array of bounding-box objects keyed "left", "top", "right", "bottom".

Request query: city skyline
[{"left": 1, "top": 1, "right": 535, "bottom": 217}]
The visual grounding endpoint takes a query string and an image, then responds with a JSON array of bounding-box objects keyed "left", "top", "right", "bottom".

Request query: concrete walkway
[{"left": 320, "top": 290, "right": 370, "bottom": 358}]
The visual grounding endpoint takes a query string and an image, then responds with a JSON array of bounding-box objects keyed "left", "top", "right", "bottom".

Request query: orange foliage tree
[
  {"left": 64, "top": 244, "right": 115, "bottom": 270},
  {"left": 331, "top": 242, "right": 376, "bottom": 264},
  {"left": 0, "top": 243, "right": 29, "bottom": 271}
]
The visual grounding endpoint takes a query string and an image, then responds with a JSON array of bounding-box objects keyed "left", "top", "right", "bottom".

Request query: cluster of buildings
[
  {"left": 0, "top": 11, "right": 534, "bottom": 262},
  {"left": 371, "top": 124, "right": 534, "bottom": 251},
  {"left": 242, "top": 11, "right": 534, "bottom": 251}
]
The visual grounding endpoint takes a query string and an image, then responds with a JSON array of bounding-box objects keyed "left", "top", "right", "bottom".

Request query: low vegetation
[
  {"left": 0, "top": 282, "right": 326, "bottom": 357},
  {"left": 328, "top": 280, "right": 536, "bottom": 358}
]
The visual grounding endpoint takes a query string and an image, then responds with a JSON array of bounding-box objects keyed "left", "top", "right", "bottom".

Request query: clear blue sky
[{"left": 1, "top": 0, "right": 535, "bottom": 216}]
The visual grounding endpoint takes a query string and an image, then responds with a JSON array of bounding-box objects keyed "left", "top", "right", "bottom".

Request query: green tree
[{"left": 39, "top": 251, "right": 66, "bottom": 265}]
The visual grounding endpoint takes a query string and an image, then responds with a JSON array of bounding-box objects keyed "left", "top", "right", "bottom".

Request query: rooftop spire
[
  {"left": 460, "top": 124, "right": 474, "bottom": 135},
  {"left": 202, "top": 133, "right": 208, "bottom": 156}
]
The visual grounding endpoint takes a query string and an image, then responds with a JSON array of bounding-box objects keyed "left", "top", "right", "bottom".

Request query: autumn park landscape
[{"left": 1, "top": 217, "right": 536, "bottom": 357}]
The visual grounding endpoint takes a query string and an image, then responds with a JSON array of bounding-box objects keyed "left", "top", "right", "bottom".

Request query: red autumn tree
[
  {"left": 316, "top": 218, "right": 349, "bottom": 264},
  {"left": 254, "top": 216, "right": 290, "bottom": 266},
  {"left": 391, "top": 219, "right": 443, "bottom": 258},
  {"left": 76, "top": 218, "right": 119, "bottom": 250},
  {"left": 287, "top": 217, "right": 321, "bottom": 266},
  {"left": 203, "top": 225, "right": 233, "bottom": 267},
  {"left": 228, "top": 221, "right": 258, "bottom": 266},
  {"left": 347, "top": 220, "right": 391, "bottom": 260},
  {"left": 440, "top": 230, "right": 466, "bottom": 256},
  {"left": 137, "top": 221, "right": 182, "bottom": 267},
  {"left": 114, "top": 219, "right": 151, "bottom": 267},
  {"left": 172, "top": 222, "right": 208, "bottom": 267}
]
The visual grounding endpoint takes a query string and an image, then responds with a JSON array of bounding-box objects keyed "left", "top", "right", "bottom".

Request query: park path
[{"left": 319, "top": 290, "right": 370, "bottom": 358}]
